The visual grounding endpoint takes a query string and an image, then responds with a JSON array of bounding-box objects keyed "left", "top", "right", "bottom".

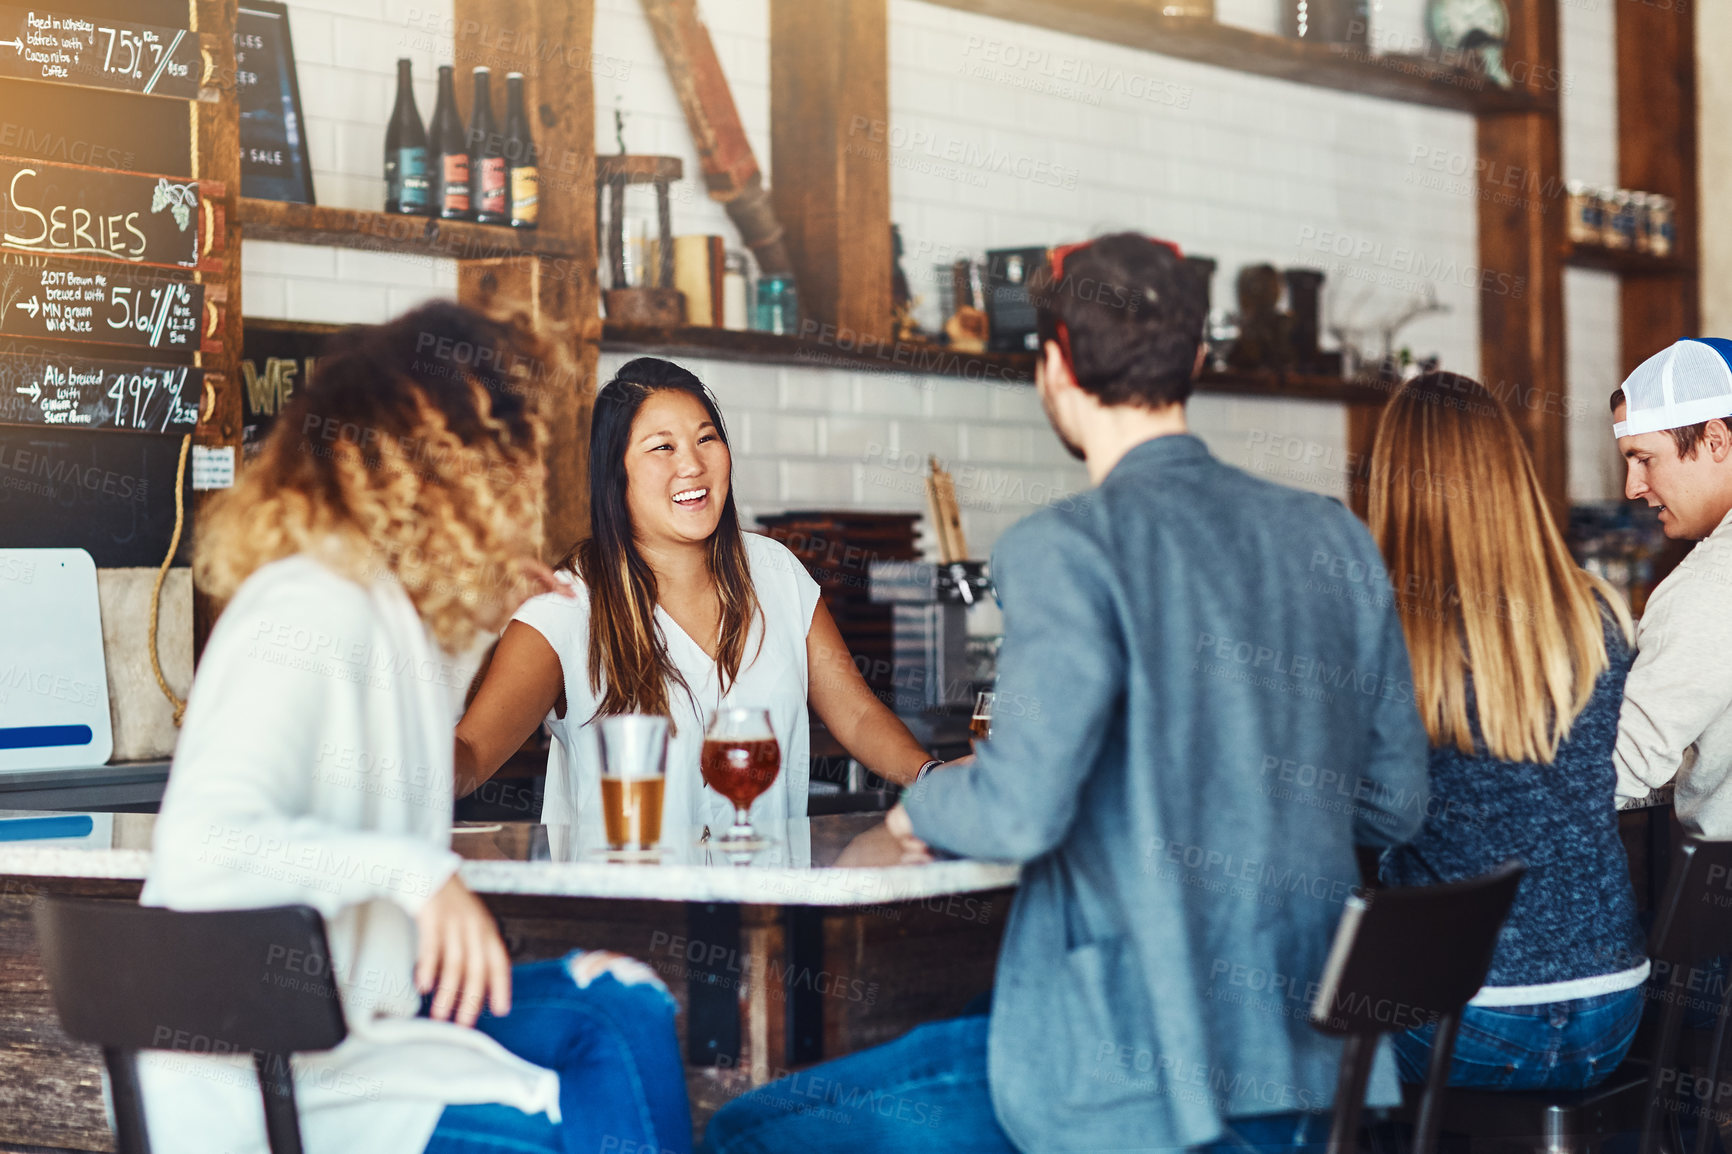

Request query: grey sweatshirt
[{"left": 1615, "top": 506, "right": 1732, "bottom": 834}]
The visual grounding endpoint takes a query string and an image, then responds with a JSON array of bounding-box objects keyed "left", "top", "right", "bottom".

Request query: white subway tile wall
[
  {"left": 245, "top": 0, "right": 1624, "bottom": 563},
  {"left": 1559, "top": 0, "right": 1625, "bottom": 505}
]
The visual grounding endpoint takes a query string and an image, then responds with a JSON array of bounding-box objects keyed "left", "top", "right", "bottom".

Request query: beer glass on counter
[
  {"left": 599, "top": 714, "right": 669, "bottom": 853},
  {"left": 971, "top": 691, "right": 996, "bottom": 746},
  {"left": 700, "top": 706, "right": 780, "bottom": 848}
]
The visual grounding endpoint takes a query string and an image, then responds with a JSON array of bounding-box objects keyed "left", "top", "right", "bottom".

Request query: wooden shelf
[
  {"left": 242, "top": 318, "right": 1389, "bottom": 406},
  {"left": 914, "top": 1, "right": 1553, "bottom": 114},
  {"left": 602, "top": 322, "right": 1036, "bottom": 380},
  {"left": 238, "top": 198, "right": 586, "bottom": 261},
  {"left": 1198, "top": 367, "right": 1393, "bottom": 406},
  {"left": 1562, "top": 242, "right": 1693, "bottom": 277},
  {"left": 602, "top": 322, "right": 1390, "bottom": 403}
]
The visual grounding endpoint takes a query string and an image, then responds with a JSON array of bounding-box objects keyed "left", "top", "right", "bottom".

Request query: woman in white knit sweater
[{"left": 139, "top": 304, "right": 692, "bottom": 1154}]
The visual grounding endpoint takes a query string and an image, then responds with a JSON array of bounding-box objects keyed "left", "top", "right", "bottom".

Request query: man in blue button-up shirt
[{"left": 702, "top": 235, "right": 1429, "bottom": 1154}]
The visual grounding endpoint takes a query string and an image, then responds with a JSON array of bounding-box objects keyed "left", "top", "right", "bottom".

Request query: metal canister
[
  {"left": 1631, "top": 192, "right": 1654, "bottom": 254},
  {"left": 1649, "top": 195, "right": 1676, "bottom": 258},
  {"left": 1606, "top": 190, "right": 1635, "bottom": 251}
]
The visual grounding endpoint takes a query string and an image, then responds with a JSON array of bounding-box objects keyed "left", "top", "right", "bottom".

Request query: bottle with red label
[
  {"left": 430, "top": 64, "right": 471, "bottom": 221},
  {"left": 468, "top": 67, "right": 508, "bottom": 226}
]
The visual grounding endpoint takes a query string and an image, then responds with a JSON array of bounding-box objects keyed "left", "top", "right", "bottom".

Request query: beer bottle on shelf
[
  {"left": 504, "top": 72, "right": 539, "bottom": 231},
  {"left": 384, "top": 59, "right": 430, "bottom": 215},
  {"left": 469, "top": 67, "right": 508, "bottom": 226},
  {"left": 430, "top": 64, "right": 471, "bottom": 221}
]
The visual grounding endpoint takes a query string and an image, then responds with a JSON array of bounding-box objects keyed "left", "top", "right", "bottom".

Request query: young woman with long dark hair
[
  {"left": 457, "top": 357, "right": 942, "bottom": 833},
  {"left": 1370, "top": 371, "right": 1647, "bottom": 1091},
  {"left": 141, "top": 305, "right": 692, "bottom": 1154}
]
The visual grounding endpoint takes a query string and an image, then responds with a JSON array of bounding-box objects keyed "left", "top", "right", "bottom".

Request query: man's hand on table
[{"left": 886, "top": 804, "right": 933, "bottom": 863}]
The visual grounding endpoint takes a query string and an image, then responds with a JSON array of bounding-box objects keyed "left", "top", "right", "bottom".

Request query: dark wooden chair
[
  {"left": 1378, "top": 837, "right": 1732, "bottom": 1154},
  {"left": 1636, "top": 837, "right": 1732, "bottom": 1154},
  {"left": 1310, "top": 859, "right": 1528, "bottom": 1154},
  {"left": 32, "top": 899, "right": 348, "bottom": 1154}
]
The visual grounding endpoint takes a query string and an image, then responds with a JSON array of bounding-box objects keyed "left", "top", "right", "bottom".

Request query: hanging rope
[{"left": 148, "top": 432, "right": 193, "bottom": 727}]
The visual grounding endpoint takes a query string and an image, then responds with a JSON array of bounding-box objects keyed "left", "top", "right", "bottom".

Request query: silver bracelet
[{"left": 914, "top": 758, "right": 944, "bottom": 782}]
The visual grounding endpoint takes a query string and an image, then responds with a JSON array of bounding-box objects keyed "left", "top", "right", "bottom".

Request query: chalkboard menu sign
[
  {"left": 0, "top": 353, "right": 199, "bottom": 432},
  {"left": 241, "top": 320, "right": 327, "bottom": 460},
  {"left": 0, "top": 7, "right": 200, "bottom": 99},
  {"left": 0, "top": 157, "right": 202, "bottom": 269},
  {"left": 0, "top": 259, "right": 202, "bottom": 350},
  {"left": 0, "top": 424, "right": 192, "bottom": 566},
  {"left": 236, "top": 1, "right": 314, "bottom": 205}
]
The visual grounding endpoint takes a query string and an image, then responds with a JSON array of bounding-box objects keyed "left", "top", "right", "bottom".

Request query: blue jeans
[
  {"left": 423, "top": 952, "right": 693, "bottom": 1154},
  {"left": 701, "top": 1014, "right": 1330, "bottom": 1154},
  {"left": 1389, "top": 987, "right": 1643, "bottom": 1091}
]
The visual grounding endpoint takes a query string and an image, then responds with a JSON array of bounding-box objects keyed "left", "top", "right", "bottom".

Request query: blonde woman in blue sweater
[{"left": 1369, "top": 372, "right": 1646, "bottom": 1090}]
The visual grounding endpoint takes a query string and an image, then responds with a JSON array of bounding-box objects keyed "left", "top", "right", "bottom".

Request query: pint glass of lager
[{"left": 598, "top": 714, "right": 669, "bottom": 852}]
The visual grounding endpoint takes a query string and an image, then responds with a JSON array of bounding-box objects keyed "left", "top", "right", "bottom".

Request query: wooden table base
[{"left": 0, "top": 879, "right": 1010, "bottom": 1151}]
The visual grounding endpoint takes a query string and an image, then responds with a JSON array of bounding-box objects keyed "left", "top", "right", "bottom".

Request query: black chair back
[
  {"left": 1641, "top": 837, "right": 1732, "bottom": 1154},
  {"left": 1310, "top": 859, "right": 1527, "bottom": 1154},
  {"left": 33, "top": 899, "right": 348, "bottom": 1154}
]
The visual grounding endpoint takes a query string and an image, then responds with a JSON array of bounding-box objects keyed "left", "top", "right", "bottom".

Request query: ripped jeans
[{"left": 422, "top": 951, "right": 693, "bottom": 1154}]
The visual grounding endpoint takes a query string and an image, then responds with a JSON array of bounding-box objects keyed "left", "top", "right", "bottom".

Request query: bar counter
[
  {"left": 0, "top": 811, "right": 1018, "bottom": 1151},
  {"left": 0, "top": 811, "right": 1018, "bottom": 903}
]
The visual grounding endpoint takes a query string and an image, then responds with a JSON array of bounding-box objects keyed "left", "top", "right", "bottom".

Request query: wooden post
[
  {"left": 193, "top": 0, "right": 244, "bottom": 655},
  {"left": 768, "top": 0, "right": 893, "bottom": 342},
  {"left": 452, "top": 0, "right": 601, "bottom": 558},
  {"left": 460, "top": 257, "right": 600, "bottom": 554},
  {"left": 1477, "top": 0, "right": 1566, "bottom": 518},
  {"left": 1617, "top": 0, "right": 1699, "bottom": 370}
]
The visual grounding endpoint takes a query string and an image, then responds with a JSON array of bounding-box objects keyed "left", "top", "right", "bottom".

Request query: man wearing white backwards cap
[{"left": 1611, "top": 338, "right": 1732, "bottom": 832}]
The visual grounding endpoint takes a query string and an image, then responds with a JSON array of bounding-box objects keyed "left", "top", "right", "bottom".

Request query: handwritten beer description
[
  {"left": 0, "top": 261, "right": 201, "bottom": 349},
  {"left": 0, "top": 354, "right": 200, "bottom": 432},
  {"left": 0, "top": 7, "right": 199, "bottom": 98}
]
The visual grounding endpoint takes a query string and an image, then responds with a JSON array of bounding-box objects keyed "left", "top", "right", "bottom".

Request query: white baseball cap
[{"left": 1614, "top": 338, "right": 1732, "bottom": 438}]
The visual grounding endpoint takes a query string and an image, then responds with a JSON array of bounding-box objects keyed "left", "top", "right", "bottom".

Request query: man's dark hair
[
  {"left": 1609, "top": 386, "right": 1726, "bottom": 459},
  {"left": 1032, "top": 233, "right": 1208, "bottom": 409}
]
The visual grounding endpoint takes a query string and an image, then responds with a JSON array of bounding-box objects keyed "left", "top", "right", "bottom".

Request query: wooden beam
[
  {"left": 1345, "top": 403, "right": 1379, "bottom": 522},
  {"left": 915, "top": 0, "right": 1552, "bottom": 113},
  {"left": 1617, "top": 0, "right": 1699, "bottom": 371},
  {"left": 451, "top": 0, "right": 601, "bottom": 560},
  {"left": 1477, "top": 0, "right": 1566, "bottom": 519},
  {"left": 769, "top": 0, "right": 893, "bottom": 342}
]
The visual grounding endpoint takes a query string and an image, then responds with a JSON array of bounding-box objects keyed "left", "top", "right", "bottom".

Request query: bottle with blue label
[{"left": 385, "top": 58, "right": 431, "bottom": 215}]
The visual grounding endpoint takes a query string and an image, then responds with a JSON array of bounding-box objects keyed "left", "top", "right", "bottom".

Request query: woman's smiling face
[{"left": 624, "top": 388, "right": 732, "bottom": 548}]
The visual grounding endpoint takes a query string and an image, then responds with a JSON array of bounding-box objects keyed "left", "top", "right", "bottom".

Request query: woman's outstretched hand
[{"left": 416, "top": 874, "right": 512, "bottom": 1026}]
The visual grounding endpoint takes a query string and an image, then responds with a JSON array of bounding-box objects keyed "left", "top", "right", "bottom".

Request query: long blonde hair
[
  {"left": 195, "top": 303, "right": 551, "bottom": 653},
  {"left": 1368, "top": 371, "right": 1632, "bottom": 763}
]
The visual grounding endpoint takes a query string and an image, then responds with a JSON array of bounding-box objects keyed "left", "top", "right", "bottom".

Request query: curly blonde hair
[{"left": 196, "top": 303, "right": 554, "bottom": 653}]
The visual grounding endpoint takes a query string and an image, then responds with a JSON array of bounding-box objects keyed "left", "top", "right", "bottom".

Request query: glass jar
[
  {"left": 1565, "top": 180, "right": 1599, "bottom": 246},
  {"left": 722, "top": 251, "right": 751, "bottom": 331},
  {"left": 754, "top": 275, "right": 799, "bottom": 336},
  {"left": 1649, "top": 195, "right": 1676, "bottom": 258}
]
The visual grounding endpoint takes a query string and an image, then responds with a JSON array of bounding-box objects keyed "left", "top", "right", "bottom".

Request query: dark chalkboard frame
[{"left": 235, "top": 0, "right": 315, "bottom": 206}]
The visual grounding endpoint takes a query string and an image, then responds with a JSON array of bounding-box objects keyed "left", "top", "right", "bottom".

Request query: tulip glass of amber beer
[
  {"left": 701, "top": 707, "right": 781, "bottom": 849},
  {"left": 599, "top": 715, "right": 669, "bottom": 853}
]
